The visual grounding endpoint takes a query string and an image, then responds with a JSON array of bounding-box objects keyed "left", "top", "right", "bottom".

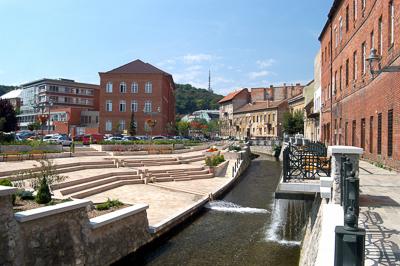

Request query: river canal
[{"left": 118, "top": 154, "right": 312, "bottom": 266}]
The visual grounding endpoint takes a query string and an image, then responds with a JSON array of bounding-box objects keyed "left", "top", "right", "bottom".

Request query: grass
[{"left": 95, "top": 198, "right": 124, "bottom": 211}]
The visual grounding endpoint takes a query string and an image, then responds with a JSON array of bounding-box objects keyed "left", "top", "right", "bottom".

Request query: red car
[{"left": 82, "top": 134, "right": 104, "bottom": 145}]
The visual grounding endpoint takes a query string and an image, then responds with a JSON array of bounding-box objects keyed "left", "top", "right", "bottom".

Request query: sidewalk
[{"left": 358, "top": 160, "right": 400, "bottom": 266}]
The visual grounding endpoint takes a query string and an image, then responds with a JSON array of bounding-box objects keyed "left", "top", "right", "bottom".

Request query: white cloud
[
  {"left": 157, "top": 59, "right": 176, "bottom": 67},
  {"left": 248, "top": 70, "right": 271, "bottom": 79},
  {"left": 256, "top": 59, "right": 276, "bottom": 68},
  {"left": 183, "top": 53, "right": 214, "bottom": 64}
]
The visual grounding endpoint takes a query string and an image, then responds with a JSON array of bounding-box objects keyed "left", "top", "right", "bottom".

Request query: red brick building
[
  {"left": 98, "top": 60, "right": 175, "bottom": 136},
  {"left": 319, "top": 0, "right": 400, "bottom": 169}
]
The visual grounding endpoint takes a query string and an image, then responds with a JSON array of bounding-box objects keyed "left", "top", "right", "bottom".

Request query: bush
[
  {"left": 95, "top": 198, "right": 123, "bottom": 211},
  {"left": 0, "top": 178, "right": 16, "bottom": 204},
  {"left": 205, "top": 155, "right": 225, "bottom": 167},
  {"left": 98, "top": 139, "right": 201, "bottom": 146},
  {"left": 229, "top": 145, "right": 241, "bottom": 152},
  {"left": 17, "top": 190, "right": 35, "bottom": 200},
  {"left": 35, "top": 177, "right": 52, "bottom": 204}
]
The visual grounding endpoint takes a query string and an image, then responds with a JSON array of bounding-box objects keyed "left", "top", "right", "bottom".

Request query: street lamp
[{"left": 366, "top": 48, "right": 400, "bottom": 78}]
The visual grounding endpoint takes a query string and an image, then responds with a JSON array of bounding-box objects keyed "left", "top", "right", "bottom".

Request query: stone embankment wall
[
  {"left": 0, "top": 144, "right": 63, "bottom": 153},
  {"left": 249, "top": 145, "right": 275, "bottom": 156},
  {"left": 299, "top": 197, "right": 323, "bottom": 266},
  {"left": 0, "top": 188, "right": 151, "bottom": 266}
]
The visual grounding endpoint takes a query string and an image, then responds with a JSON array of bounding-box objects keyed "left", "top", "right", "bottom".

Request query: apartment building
[
  {"left": 17, "top": 78, "right": 99, "bottom": 134},
  {"left": 98, "top": 59, "right": 175, "bottom": 135},
  {"left": 320, "top": 0, "right": 400, "bottom": 169}
]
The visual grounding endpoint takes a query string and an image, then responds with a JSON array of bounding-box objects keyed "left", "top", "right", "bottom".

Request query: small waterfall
[
  {"left": 265, "top": 199, "right": 310, "bottom": 246},
  {"left": 205, "top": 200, "right": 270, "bottom": 214}
]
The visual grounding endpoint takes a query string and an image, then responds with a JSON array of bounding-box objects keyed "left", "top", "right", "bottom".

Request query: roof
[
  {"left": 318, "top": 0, "right": 342, "bottom": 41},
  {"left": 234, "top": 100, "right": 284, "bottom": 114},
  {"left": 0, "top": 89, "right": 22, "bottom": 99},
  {"left": 218, "top": 89, "right": 247, "bottom": 104},
  {"left": 104, "top": 59, "right": 171, "bottom": 76},
  {"left": 288, "top": 93, "right": 305, "bottom": 105},
  {"left": 21, "top": 78, "right": 99, "bottom": 88}
]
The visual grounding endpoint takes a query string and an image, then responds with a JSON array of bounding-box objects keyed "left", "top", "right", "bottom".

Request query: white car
[
  {"left": 106, "top": 136, "right": 123, "bottom": 142},
  {"left": 152, "top": 135, "right": 167, "bottom": 140},
  {"left": 49, "top": 135, "right": 72, "bottom": 146},
  {"left": 43, "top": 134, "right": 60, "bottom": 142}
]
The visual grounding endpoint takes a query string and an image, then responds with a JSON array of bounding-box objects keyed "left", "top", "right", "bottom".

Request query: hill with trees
[{"left": 175, "top": 84, "right": 223, "bottom": 115}]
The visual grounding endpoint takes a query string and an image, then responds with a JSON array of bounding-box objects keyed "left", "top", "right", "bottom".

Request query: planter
[
  {"left": 203, "top": 151, "right": 220, "bottom": 157},
  {"left": 0, "top": 145, "right": 63, "bottom": 153}
]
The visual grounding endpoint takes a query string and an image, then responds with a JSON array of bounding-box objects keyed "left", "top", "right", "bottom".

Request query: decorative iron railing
[{"left": 282, "top": 142, "right": 331, "bottom": 182}]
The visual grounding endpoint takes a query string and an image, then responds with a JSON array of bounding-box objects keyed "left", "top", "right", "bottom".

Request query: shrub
[
  {"left": 95, "top": 198, "right": 123, "bottom": 211},
  {"left": 17, "top": 190, "right": 35, "bottom": 200},
  {"left": 35, "top": 177, "right": 52, "bottom": 204},
  {"left": 205, "top": 155, "right": 225, "bottom": 167},
  {"left": 0, "top": 178, "right": 16, "bottom": 204},
  {"left": 229, "top": 145, "right": 241, "bottom": 152}
]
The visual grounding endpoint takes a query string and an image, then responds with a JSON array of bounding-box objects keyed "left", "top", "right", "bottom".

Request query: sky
[{"left": 0, "top": 0, "right": 333, "bottom": 95}]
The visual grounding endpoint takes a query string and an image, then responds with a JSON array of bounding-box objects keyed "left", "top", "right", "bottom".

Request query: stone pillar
[
  {"left": 0, "top": 186, "right": 20, "bottom": 266},
  {"left": 328, "top": 146, "right": 363, "bottom": 204}
]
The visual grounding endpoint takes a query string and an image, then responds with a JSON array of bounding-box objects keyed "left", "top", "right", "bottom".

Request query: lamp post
[
  {"left": 143, "top": 106, "right": 161, "bottom": 151},
  {"left": 366, "top": 48, "right": 400, "bottom": 78},
  {"left": 33, "top": 99, "right": 53, "bottom": 141}
]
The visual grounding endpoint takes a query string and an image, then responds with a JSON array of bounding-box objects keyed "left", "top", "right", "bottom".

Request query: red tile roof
[
  {"left": 234, "top": 100, "right": 285, "bottom": 114},
  {"left": 218, "top": 89, "right": 246, "bottom": 104},
  {"left": 105, "top": 59, "right": 171, "bottom": 75}
]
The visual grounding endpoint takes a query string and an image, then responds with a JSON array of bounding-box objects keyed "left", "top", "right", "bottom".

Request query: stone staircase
[
  {"left": 52, "top": 170, "right": 142, "bottom": 199},
  {"left": 121, "top": 154, "right": 206, "bottom": 167},
  {"left": 148, "top": 166, "right": 213, "bottom": 182}
]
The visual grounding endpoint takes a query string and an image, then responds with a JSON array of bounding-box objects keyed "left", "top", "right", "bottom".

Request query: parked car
[
  {"left": 43, "top": 134, "right": 60, "bottom": 142},
  {"left": 106, "top": 136, "right": 123, "bottom": 142},
  {"left": 82, "top": 134, "right": 104, "bottom": 145},
  {"left": 136, "top": 135, "right": 149, "bottom": 140},
  {"left": 73, "top": 134, "right": 85, "bottom": 141},
  {"left": 50, "top": 135, "right": 72, "bottom": 146},
  {"left": 173, "top": 136, "right": 189, "bottom": 141},
  {"left": 122, "top": 136, "right": 139, "bottom": 141},
  {"left": 152, "top": 135, "right": 167, "bottom": 140}
]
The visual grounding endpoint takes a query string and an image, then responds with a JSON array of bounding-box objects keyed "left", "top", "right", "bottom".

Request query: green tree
[
  {"left": 28, "top": 122, "right": 41, "bottom": 131},
  {"left": 282, "top": 110, "right": 304, "bottom": 135},
  {"left": 176, "top": 121, "right": 190, "bottom": 136},
  {"left": 128, "top": 112, "right": 137, "bottom": 136},
  {"left": 0, "top": 99, "right": 17, "bottom": 132},
  {"left": 35, "top": 177, "right": 51, "bottom": 204}
]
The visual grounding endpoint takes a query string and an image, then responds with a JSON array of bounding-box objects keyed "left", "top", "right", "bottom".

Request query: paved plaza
[{"left": 359, "top": 160, "right": 400, "bottom": 266}]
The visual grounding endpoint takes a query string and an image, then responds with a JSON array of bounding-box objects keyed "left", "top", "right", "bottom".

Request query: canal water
[{"left": 121, "top": 154, "right": 312, "bottom": 266}]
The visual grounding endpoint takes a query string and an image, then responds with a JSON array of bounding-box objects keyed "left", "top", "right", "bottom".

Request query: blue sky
[{"left": 0, "top": 0, "right": 333, "bottom": 95}]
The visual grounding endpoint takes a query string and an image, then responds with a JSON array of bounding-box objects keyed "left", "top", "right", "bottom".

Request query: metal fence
[{"left": 282, "top": 142, "right": 331, "bottom": 182}]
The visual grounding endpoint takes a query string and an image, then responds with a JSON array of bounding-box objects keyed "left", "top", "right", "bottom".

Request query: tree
[
  {"left": 35, "top": 177, "right": 51, "bottom": 204},
  {"left": 28, "top": 122, "right": 41, "bottom": 131},
  {"left": 176, "top": 121, "right": 190, "bottom": 136},
  {"left": 282, "top": 110, "right": 304, "bottom": 135},
  {"left": 0, "top": 99, "right": 17, "bottom": 132},
  {"left": 128, "top": 112, "right": 137, "bottom": 136}
]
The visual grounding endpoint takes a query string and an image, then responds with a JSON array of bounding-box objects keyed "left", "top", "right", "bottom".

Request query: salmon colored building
[{"left": 98, "top": 60, "right": 176, "bottom": 136}]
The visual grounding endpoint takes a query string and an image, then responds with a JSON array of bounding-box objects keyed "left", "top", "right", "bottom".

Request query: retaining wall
[{"left": 0, "top": 145, "right": 63, "bottom": 153}]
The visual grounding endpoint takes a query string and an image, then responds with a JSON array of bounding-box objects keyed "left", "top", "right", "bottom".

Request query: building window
[
  {"left": 334, "top": 26, "right": 338, "bottom": 48},
  {"left": 377, "top": 113, "right": 382, "bottom": 154},
  {"left": 362, "top": 0, "right": 366, "bottom": 10},
  {"left": 119, "top": 100, "right": 126, "bottom": 112},
  {"left": 106, "top": 82, "right": 113, "bottom": 93},
  {"left": 120, "top": 82, "right": 127, "bottom": 93},
  {"left": 345, "top": 59, "right": 349, "bottom": 86},
  {"left": 145, "top": 81, "right": 152, "bottom": 93},
  {"left": 131, "top": 82, "right": 138, "bottom": 93},
  {"left": 353, "top": 51, "right": 358, "bottom": 80},
  {"left": 361, "top": 118, "right": 366, "bottom": 149},
  {"left": 339, "top": 17, "right": 343, "bottom": 42},
  {"left": 339, "top": 66, "right": 342, "bottom": 91},
  {"left": 144, "top": 101, "right": 152, "bottom": 113},
  {"left": 361, "top": 42, "right": 366, "bottom": 75},
  {"left": 352, "top": 120, "right": 356, "bottom": 146},
  {"left": 334, "top": 71, "right": 337, "bottom": 93},
  {"left": 106, "top": 100, "right": 112, "bottom": 112},
  {"left": 119, "top": 120, "right": 126, "bottom": 131},
  {"left": 106, "top": 120, "right": 112, "bottom": 131},
  {"left": 370, "top": 30, "right": 374, "bottom": 50},
  {"left": 389, "top": 1, "right": 395, "bottom": 46},
  {"left": 378, "top": 16, "right": 383, "bottom": 55},
  {"left": 387, "top": 109, "right": 393, "bottom": 157},
  {"left": 369, "top": 116, "right": 374, "bottom": 154},
  {"left": 131, "top": 100, "right": 138, "bottom": 112},
  {"left": 345, "top": 122, "right": 349, "bottom": 145},
  {"left": 346, "top": 5, "right": 350, "bottom": 32}
]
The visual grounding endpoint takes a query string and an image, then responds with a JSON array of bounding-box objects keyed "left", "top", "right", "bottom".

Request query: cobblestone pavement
[{"left": 359, "top": 160, "right": 400, "bottom": 266}]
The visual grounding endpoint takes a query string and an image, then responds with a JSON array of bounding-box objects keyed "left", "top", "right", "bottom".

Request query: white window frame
[
  {"left": 106, "top": 120, "right": 112, "bottom": 131},
  {"left": 106, "top": 82, "right": 113, "bottom": 93},
  {"left": 120, "top": 82, "right": 127, "bottom": 93},
  {"left": 144, "top": 101, "right": 152, "bottom": 113},
  {"left": 131, "top": 100, "right": 138, "bottom": 112},
  {"left": 106, "top": 100, "right": 112, "bottom": 112},
  {"left": 362, "top": 42, "right": 366, "bottom": 75},
  {"left": 131, "top": 82, "right": 138, "bottom": 93},
  {"left": 390, "top": 1, "right": 395, "bottom": 46},
  {"left": 119, "top": 100, "right": 126, "bottom": 112},
  {"left": 145, "top": 81, "right": 152, "bottom": 93},
  {"left": 339, "top": 17, "right": 343, "bottom": 41},
  {"left": 119, "top": 120, "right": 126, "bottom": 131}
]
